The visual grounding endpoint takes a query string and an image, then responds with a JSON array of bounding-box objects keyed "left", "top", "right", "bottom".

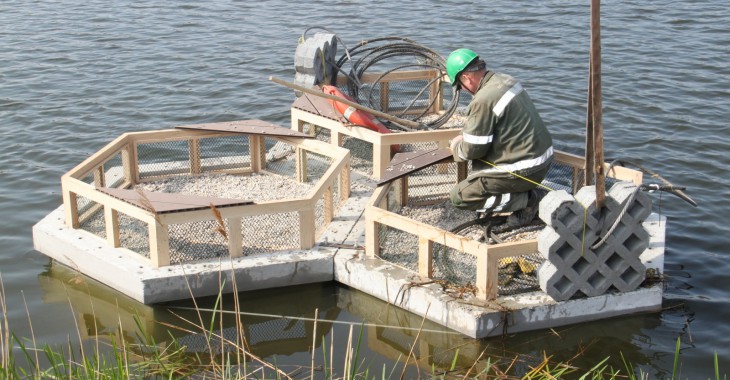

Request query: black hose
[
  {"left": 607, "top": 159, "right": 698, "bottom": 207},
  {"left": 332, "top": 36, "right": 460, "bottom": 130}
]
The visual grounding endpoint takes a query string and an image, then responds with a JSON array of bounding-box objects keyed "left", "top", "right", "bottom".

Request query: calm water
[{"left": 2, "top": 0, "right": 729, "bottom": 377}]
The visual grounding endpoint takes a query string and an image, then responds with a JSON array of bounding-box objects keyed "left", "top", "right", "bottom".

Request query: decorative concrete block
[{"left": 537, "top": 183, "right": 652, "bottom": 301}]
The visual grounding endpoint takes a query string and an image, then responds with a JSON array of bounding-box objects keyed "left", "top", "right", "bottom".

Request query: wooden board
[
  {"left": 98, "top": 188, "right": 253, "bottom": 214},
  {"left": 291, "top": 90, "right": 346, "bottom": 123},
  {"left": 377, "top": 148, "right": 453, "bottom": 186},
  {"left": 176, "top": 119, "right": 314, "bottom": 139}
]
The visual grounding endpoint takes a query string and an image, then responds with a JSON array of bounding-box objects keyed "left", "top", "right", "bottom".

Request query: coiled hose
[{"left": 301, "top": 28, "right": 459, "bottom": 130}]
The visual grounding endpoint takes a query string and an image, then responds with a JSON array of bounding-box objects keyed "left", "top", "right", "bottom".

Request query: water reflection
[{"left": 40, "top": 261, "right": 668, "bottom": 375}]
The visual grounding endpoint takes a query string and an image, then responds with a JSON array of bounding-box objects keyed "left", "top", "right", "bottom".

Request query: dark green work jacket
[{"left": 452, "top": 71, "right": 553, "bottom": 179}]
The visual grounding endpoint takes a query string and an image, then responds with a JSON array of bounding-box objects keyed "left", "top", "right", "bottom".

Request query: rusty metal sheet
[
  {"left": 98, "top": 187, "right": 253, "bottom": 214},
  {"left": 377, "top": 148, "right": 453, "bottom": 186},
  {"left": 291, "top": 89, "right": 347, "bottom": 123},
  {"left": 175, "top": 119, "right": 313, "bottom": 138}
]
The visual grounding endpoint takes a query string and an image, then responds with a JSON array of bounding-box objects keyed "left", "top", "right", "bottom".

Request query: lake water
[{"left": 2, "top": 0, "right": 729, "bottom": 377}]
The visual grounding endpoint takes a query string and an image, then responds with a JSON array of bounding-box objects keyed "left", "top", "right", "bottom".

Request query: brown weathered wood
[
  {"left": 189, "top": 138, "right": 201, "bottom": 175},
  {"left": 97, "top": 188, "right": 253, "bottom": 214},
  {"left": 377, "top": 148, "right": 452, "bottom": 186},
  {"left": 590, "top": 0, "right": 605, "bottom": 207}
]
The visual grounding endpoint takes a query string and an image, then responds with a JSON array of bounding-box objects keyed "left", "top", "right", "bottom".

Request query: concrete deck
[{"left": 32, "top": 173, "right": 666, "bottom": 338}]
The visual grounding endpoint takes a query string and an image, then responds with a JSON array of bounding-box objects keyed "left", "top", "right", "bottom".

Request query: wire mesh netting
[
  {"left": 241, "top": 212, "right": 300, "bottom": 256},
  {"left": 198, "top": 134, "right": 252, "bottom": 173},
  {"left": 137, "top": 139, "right": 191, "bottom": 180},
  {"left": 77, "top": 195, "right": 105, "bottom": 239},
  {"left": 118, "top": 212, "right": 150, "bottom": 258},
  {"left": 261, "top": 137, "right": 297, "bottom": 178},
  {"left": 374, "top": 157, "right": 604, "bottom": 297},
  {"left": 168, "top": 220, "right": 230, "bottom": 264},
  {"left": 103, "top": 151, "right": 126, "bottom": 188}
]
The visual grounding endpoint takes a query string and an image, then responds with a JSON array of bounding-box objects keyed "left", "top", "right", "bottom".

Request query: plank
[
  {"left": 377, "top": 148, "right": 453, "bottom": 186},
  {"left": 176, "top": 119, "right": 314, "bottom": 139},
  {"left": 97, "top": 188, "right": 253, "bottom": 215}
]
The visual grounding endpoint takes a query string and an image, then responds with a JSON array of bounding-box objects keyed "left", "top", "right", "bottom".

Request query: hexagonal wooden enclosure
[
  {"left": 61, "top": 120, "right": 351, "bottom": 268},
  {"left": 365, "top": 150, "right": 644, "bottom": 301}
]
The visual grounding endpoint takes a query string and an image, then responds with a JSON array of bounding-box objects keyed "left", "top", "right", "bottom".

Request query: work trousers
[{"left": 449, "top": 166, "right": 549, "bottom": 212}]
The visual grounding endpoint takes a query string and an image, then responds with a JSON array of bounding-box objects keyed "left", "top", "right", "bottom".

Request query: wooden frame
[
  {"left": 61, "top": 128, "right": 350, "bottom": 268},
  {"left": 364, "top": 151, "right": 643, "bottom": 301},
  {"left": 292, "top": 69, "right": 460, "bottom": 180}
]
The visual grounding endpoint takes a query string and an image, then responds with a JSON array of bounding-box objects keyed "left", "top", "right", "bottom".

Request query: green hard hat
[{"left": 446, "top": 48, "right": 479, "bottom": 86}]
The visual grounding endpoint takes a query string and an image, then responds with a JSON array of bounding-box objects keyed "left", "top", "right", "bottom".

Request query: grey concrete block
[{"left": 537, "top": 184, "right": 652, "bottom": 301}]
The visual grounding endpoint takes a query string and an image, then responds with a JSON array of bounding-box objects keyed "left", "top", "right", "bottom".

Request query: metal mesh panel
[
  {"left": 405, "top": 162, "right": 460, "bottom": 206},
  {"left": 260, "top": 137, "right": 297, "bottom": 179},
  {"left": 342, "top": 135, "right": 373, "bottom": 176},
  {"left": 168, "top": 220, "right": 229, "bottom": 264},
  {"left": 305, "top": 151, "right": 333, "bottom": 183},
  {"left": 377, "top": 224, "right": 418, "bottom": 272},
  {"left": 198, "top": 135, "right": 251, "bottom": 172},
  {"left": 77, "top": 195, "right": 105, "bottom": 239},
  {"left": 314, "top": 196, "right": 326, "bottom": 236},
  {"left": 432, "top": 244, "right": 476, "bottom": 287},
  {"left": 79, "top": 171, "right": 95, "bottom": 186},
  {"left": 137, "top": 140, "right": 191, "bottom": 180},
  {"left": 103, "top": 151, "right": 126, "bottom": 188},
  {"left": 117, "top": 212, "right": 150, "bottom": 258},
  {"left": 242, "top": 212, "right": 300, "bottom": 255}
]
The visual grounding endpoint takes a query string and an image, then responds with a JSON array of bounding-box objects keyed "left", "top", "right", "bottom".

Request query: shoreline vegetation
[{"left": 1, "top": 274, "right": 723, "bottom": 379}]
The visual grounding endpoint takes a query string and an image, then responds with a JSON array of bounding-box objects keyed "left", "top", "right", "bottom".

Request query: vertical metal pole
[{"left": 588, "top": 0, "right": 606, "bottom": 207}]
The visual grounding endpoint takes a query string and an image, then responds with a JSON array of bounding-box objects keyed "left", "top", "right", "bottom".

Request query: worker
[{"left": 446, "top": 48, "right": 554, "bottom": 227}]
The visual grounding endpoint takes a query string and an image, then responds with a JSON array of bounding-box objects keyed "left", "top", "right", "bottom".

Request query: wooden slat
[
  {"left": 378, "top": 148, "right": 452, "bottom": 185},
  {"left": 97, "top": 188, "right": 253, "bottom": 214},
  {"left": 176, "top": 119, "right": 314, "bottom": 139}
]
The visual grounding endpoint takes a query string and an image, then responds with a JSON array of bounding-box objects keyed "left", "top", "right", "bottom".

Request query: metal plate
[
  {"left": 377, "top": 148, "right": 453, "bottom": 186},
  {"left": 176, "top": 119, "right": 313, "bottom": 138},
  {"left": 98, "top": 187, "right": 253, "bottom": 214}
]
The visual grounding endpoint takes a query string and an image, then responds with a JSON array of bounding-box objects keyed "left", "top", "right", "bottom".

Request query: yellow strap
[{"left": 476, "top": 158, "right": 555, "bottom": 191}]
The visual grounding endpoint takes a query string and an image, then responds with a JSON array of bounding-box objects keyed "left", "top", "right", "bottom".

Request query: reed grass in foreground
[{"left": 0, "top": 272, "right": 725, "bottom": 379}]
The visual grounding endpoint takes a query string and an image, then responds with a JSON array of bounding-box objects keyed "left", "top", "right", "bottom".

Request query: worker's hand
[{"left": 449, "top": 135, "right": 463, "bottom": 152}]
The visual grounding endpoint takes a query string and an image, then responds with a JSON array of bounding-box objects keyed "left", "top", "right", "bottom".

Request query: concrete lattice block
[{"left": 537, "top": 183, "right": 652, "bottom": 301}]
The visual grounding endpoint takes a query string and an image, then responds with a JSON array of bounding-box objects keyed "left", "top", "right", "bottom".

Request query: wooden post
[
  {"left": 149, "top": 221, "right": 170, "bottom": 268},
  {"left": 227, "top": 217, "right": 243, "bottom": 258},
  {"left": 189, "top": 138, "right": 201, "bottom": 175},
  {"left": 380, "top": 81, "right": 390, "bottom": 112},
  {"left": 373, "top": 143, "right": 391, "bottom": 180},
  {"left": 477, "top": 249, "right": 503, "bottom": 301},
  {"left": 93, "top": 166, "right": 105, "bottom": 188},
  {"left": 104, "top": 207, "right": 121, "bottom": 247},
  {"left": 299, "top": 207, "right": 315, "bottom": 249},
  {"left": 340, "top": 163, "right": 350, "bottom": 200},
  {"left": 590, "top": 0, "right": 605, "bottom": 207},
  {"left": 324, "top": 186, "right": 334, "bottom": 225},
  {"left": 63, "top": 187, "right": 80, "bottom": 228},
  {"left": 418, "top": 237, "right": 433, "bottom": 278},
  {"left": 296, "top": 147, "right": 308, "bottom": 183},
  {"left": 250, "top": 136, "right": 265, "bottom": 172},
  {"left": 122, "top": 144, "right": 138, "bottom": 185}
]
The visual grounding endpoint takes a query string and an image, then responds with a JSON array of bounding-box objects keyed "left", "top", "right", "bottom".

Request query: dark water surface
[{"left": 2, "top": 0, "right": 729, "bottom": 377}]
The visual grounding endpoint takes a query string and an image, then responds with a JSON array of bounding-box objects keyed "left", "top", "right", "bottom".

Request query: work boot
[{"left": 506, "top": 190, "right": 539, "bottom": 227}]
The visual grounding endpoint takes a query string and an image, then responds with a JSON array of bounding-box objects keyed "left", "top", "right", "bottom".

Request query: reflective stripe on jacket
[{"left": 452, "top": 71, "right": 553, "bottom": 178}]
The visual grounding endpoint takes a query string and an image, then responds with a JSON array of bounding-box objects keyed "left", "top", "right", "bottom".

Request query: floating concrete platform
[{"left": 33, "top": 171, "right": 666, "bottom": 338}]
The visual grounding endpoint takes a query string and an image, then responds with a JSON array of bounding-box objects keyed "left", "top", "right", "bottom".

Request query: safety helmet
[{"left": 446, "top": 48, "right": 479, "bottom": 86}]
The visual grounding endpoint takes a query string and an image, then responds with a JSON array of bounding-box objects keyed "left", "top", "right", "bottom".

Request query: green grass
[{"left": 1, "top": 273, "right": 725, "bottom": 379}]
